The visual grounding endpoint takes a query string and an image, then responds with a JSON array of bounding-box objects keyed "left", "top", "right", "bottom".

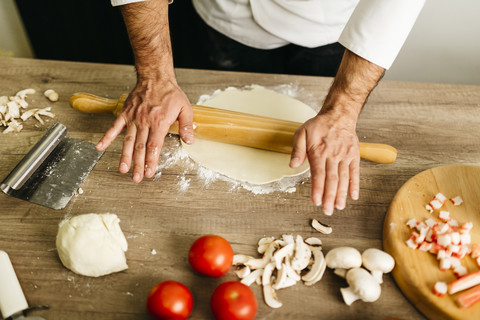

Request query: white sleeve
[
  {"left": 111, "top": 0, "right": 173, "bottom": 6},
  {"left": 111, "top": 0, "right": 146, "bottom": 6},
  {"left": 339, "top": 0, "right": 426, "bottom": 69}
]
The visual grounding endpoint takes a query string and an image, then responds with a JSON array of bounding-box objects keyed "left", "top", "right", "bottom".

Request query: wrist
[
  {"left": 319, "top": 97, "right": 361, "bottom": 128},
  {"left": 135, "top": 59, "right": 176, "bottom": 83}
]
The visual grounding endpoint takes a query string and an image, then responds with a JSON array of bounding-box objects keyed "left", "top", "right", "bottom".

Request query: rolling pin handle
[
  {"left": 359, "top": 143, "right": 397, "bottom": 164},
  {"left": 70, "top": 93, "right": 121, "bottom": 115}
]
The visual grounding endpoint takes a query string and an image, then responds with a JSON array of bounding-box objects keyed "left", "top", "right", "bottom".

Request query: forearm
[
  {"left": 321, "top": 49, "right": 385, "bottom": 125},
  {"left": 121, "top": 0, "right": 174, "bottom": 80}
]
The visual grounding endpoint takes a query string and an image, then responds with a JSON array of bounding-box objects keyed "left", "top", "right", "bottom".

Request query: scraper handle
[
  {"left": 70, "top": 93, "right": 397, "bottom": 163},
  {"left": 0, "top": 251, "right": 29, "bottom": 319}
]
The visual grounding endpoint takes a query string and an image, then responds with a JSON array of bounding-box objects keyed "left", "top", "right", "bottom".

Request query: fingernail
[
  {"left": 120, "top": 162, "right": 128, "bottom": 172},
  {"left": 184, "top": 134, "right": 194, "bottom": 144},
  {"left": 352, "top": 190, "right": 359, "bottom": 200},
  {"left": 145, "top": 166, "right": 152, "bottom": 177},
  {"left": 96, "top": 142, "right": 103, "bottom": 150},
  {"left": 290, "top": 157, "right": 300, "bottom": 168},
  {"left": 133, "top": 173, "right": 140, "bottom": 182},
  {"left": 335, "top": 203, "right": 345, "bottom": 210},
  {"left": 314, "top": 195, "right": 322, "bottom": 207},
  {"left": 323, "top": 203, "right": 333, "bottom": 216}
]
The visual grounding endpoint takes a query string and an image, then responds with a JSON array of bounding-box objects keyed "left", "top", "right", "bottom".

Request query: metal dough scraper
[{"left": 1, "top": 123, "right": 104, "bottom": 210}]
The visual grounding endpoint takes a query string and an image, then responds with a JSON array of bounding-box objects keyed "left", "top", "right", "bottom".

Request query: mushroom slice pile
[
  {"left": 233, "top": 234, "right": 326, "bottom": 309},
  {"left": 0, "top": 88, "right": 56, "bottom": 133},
  {"left": 325, "top": 246, "right": 395, "bottom": 305},
  {"left": 20, "top": 107, "right": 55, "bottom": 125}
]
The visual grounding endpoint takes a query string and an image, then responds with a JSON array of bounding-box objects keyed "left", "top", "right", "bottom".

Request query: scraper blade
[{"left": 1, "top": 123, "right": 104, "bottom": 210}]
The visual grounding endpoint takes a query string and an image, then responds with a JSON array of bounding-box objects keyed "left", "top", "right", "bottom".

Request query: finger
[
  {"left": 119, "top": 124, "right": 137, "bottom": 174},
  {"left": 177, "top": 104, "right": 194, "bottom": 144},
  {"left": 289, "top": 128, "right": 307, "bottom": 168},
  {"left": 349, "top": 157, "right": 360, "bottom": 200},
  {"left": 144, "top": 128, "right": 167, "bottom": 178},
  {"left": 322, "top": 158, "right": 340, "bottom": 216},
  {"left": 96, "top": 116, "right": 127, "bottom": 151},
  {"left": 132, "top": 127, "right": 149, "bottom": 183},
  {"left": 308, "top": 147, "right": 326, "bottom": 207},
  {"left": 335, "top": 160, "right": 350, "bottom": 210}
]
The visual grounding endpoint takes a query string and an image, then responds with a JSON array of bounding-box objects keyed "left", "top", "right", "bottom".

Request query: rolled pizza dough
[
  {"left": 182, "top": 86, "right": 316, "bottom": 185},
  {"left": 56, "top": 213, "right": 128, "bottom": 277}
]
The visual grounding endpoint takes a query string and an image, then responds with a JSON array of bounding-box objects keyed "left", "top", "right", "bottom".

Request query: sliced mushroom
[
  {"left": 246, "top": 241, "right": 277, "bottom": 269},
  {"left": 15, "top": 88, "right": 35, "bottom": 99},
  {"left": 283, "top": 257, "right": 301, "bottom": 281},
  {"left": 262, "top": 262, "right": 282, "bottom": 308},
  {"left": 257, "top": 243, "right": 270, "bottom": 254},
  {"left": 44, "top": 89, "right": 59, "bottom": 102},
  {"left": 241, "top": 268, "right": 263, "bottom": 287},
  {"left": 6, "top": 101, "right": 20, "bottom": 119},
  {"left": 3, "top": 120, "right": 23, "bottom": 134},
  {"left": 311, "top": 219, "right": 333, "bottom": 234},
  {"left": 305, "top": 237, "right": 323, "bottom": 247},
  {"left": 33, "top": 107, "right": 55, "bottom": 124},
  {"left": 245, "top": 258, "right": 268, "bottom": 270},
  {"left": 273, "top": 243, "right": 294, "bottom": 270},
  {"left": 233, "top": 254, "right": 255, "bottom": 265},
  {"left": 234, "top": 265, "right": 251, "bottom": 279},
  {"left": 258, "top": 236, "right": 275, "bottom": 246},
  {"left": 0, "top": 96, "right": 9, "bottom": 106},
  {"left": 10, "top": 95, "right": 28, "bottom": 109},
  {"left": 281, "top": 234, "right": 295, "bottom": 245},
  {"left": 302, "top": 247, "right": 326, "bottom": 286},
  {"left": 20, "top": 108, "right": 37, "bottom": 121},
  {"left": 273, "top": 264, "right": 297, "bottom": 290},
  {"left": 291, "top": 235, "right": 311, "bottom": 271}
]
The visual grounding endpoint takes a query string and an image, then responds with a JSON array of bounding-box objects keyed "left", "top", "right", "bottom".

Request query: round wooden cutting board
[{"left": 383, "top": 165, "right": 480, "bottom": 320}]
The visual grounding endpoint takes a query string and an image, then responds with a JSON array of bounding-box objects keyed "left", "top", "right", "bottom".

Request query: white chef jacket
[{"left": 111, "top": 0, "right": 426, "bottom": 69}]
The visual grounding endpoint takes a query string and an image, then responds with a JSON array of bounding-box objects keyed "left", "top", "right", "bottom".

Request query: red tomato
[
  {"left": 210, "top": 281, "right": 257, "bottom": 320},
  {"left": 188, "top": 235, "right": 234, "bottom": 277},
  {"left": 146, "top": 281, "right": 193, "bottom": 320}
]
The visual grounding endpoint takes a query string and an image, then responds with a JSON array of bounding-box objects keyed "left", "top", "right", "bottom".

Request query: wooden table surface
[{"left": 1, "top": 57, "right": 480, "bottom": 320}]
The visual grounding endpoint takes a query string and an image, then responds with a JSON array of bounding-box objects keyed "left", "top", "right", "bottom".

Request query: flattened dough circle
[{"left": 182, "top": 86, "right": 316, "bottom": 185}]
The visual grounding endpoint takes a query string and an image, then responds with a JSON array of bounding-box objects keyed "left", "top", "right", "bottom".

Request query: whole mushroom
[
  {"left": 340, "top": 268, "right": 381, "bottom": 305},
  {"left": 361, "top": 248, "right": 395, "bottom": 284},
  {"left": 325, "top": 247, "right": 362, "bottom": 277}
]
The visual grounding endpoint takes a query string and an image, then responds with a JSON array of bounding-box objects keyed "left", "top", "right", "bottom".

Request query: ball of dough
[{"left": 56, "top": 213, "right": 128, "bottom": 277}]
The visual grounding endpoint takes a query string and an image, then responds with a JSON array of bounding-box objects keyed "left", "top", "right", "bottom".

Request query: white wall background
[
  {"left": 0, "top": 0, "right": 33, "bottom": 58},
  {"left": 385, "top": 0, "right": 480, "bottom": 85},
  {"left": 0, "top": 0, "right": 479, "bottom": 85}
]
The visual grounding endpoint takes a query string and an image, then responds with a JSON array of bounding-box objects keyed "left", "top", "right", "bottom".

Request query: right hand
[{"left": 96, "top": 76, "right": 194, "bottom": 183}]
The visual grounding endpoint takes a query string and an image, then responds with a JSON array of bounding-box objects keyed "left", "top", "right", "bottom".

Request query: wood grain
[
  {"left": 1, "top": 57, "right": 480, "bottom": 320},
  {"left": 384, "top": 165, "right": 480, "bottom": 320}
]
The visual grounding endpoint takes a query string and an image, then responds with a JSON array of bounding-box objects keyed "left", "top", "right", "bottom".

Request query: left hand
[{"left": 289, "top": 110, "right": 360, "bottom": 215}]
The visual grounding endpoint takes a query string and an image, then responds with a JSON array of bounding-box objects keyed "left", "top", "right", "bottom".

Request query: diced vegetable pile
[{"left": 405, "top": 193, "right": 480, "bottom": 308}]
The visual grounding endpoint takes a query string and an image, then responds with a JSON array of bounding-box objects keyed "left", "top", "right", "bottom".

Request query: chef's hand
[
  {"left": 289, "top": 110, "right": 360, "bottom": 215},
  {"left": 96, "top": 77, "right": 194, "bottom": 183},
  {"left": 292, "top": 49, "right": 385, "bottom": 214}
]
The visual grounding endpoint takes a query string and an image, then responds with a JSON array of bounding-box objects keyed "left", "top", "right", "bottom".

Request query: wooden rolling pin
[{"left": 70, "top": 92, "right": 397, "bottom": 164}]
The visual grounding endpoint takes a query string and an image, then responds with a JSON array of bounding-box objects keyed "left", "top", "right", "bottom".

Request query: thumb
[
  {"left": 289, "top": 127, "right": 307, "bottom": 168},
  {"left": 177, "top": 104, "right": 194, "bottom": 144}
]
